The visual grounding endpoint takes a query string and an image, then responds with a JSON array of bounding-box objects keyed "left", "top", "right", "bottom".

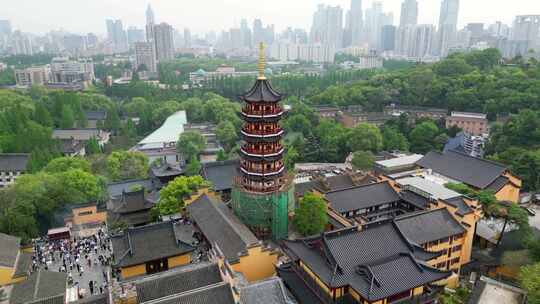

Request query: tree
[
  {"left": 216, "top": 121, "right": 237, "bottom": 152},
  {"left": 185, "top": 156, "right": 201, "bottom": 176},
  {"left": 351, "top": 150, "right": 375, "bottom": 171},
  {"left": 382, "top": 126, "right": 409, "bottom": 151},
  {"left": 85, "top": 137, "right": 101, "bottom": 155},
  {"left": 294, "top": 193, "right": 328, "bottom": 236},
  {"left": 519, "top": 263, "right": 540, "bottom": 304},
  {"left": 106, "top": 151, "right": 149, "bottom": 181},
  {"left": 34, "top": 102, "right": 53, "bottom": 127},
  {"left": 155, "top": 176, "right": 208, "bottom": 215},
  {"left": 409, "top": 121, "right": 441, "bottom": 154},
  {"left": 284, "top": 146, "right": 300, "bottom": 171},
  {"left": 347, "top": 123, "right": 383, "bottom": 153},
  {"left": 177, "top": 131, "right": 206, "bottom": 161},
  {"left": 60, "top": 105, "right": 75, "bottom": 129},
  {"left": 60, "top": 169, "right": 106, "bottom": 203},
  {"left": 216, "top": 149, "right": 228, "bottom": 161},
  {"left": 43, "top": 157, "right": 91, "bottom": 173},
  {"left": 105, "top": 108, "right": 121, "bottom": 133}
]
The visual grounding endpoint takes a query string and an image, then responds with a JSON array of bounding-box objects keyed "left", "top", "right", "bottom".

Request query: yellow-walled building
[
  {"left": 187, "top": 194, "right": 278, "bottom": 282},
  {"left": 110, "top": 221, "right": 196, "bottom": 280},
  {"left": 0, "top": 233, "right": 32, "bottom": 286}
]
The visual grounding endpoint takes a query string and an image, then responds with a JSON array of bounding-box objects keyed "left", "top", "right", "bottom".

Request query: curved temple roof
[{"left": 241, "top": 78, "right": 283, "bottom": 103}]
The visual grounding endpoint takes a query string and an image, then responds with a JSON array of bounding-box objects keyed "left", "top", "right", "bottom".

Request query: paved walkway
[{"left": 32, "top": 228, "right": 112, "bottom": 300}]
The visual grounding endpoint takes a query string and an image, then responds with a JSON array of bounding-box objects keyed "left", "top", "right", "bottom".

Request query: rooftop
[
  {"left": 141, "top": 282, "right": 235, "bottom": 304},
  {"left": 241, "top": 78, "right": 282, "bottom": 103},
  {"left": 282, "top": 223, "right": 449, "bottom": 302},
  {"left": 395, "top": 208, "right": 466, "bottom": 245},
  {"left": 240, "top": 277, "right": 296, "bottom": 304},
  {"left": 52, "top": 129, "right": 104, "bottom": 141},
  {"left": 0, "top": 232, "right": 21, "bottom": 268},
  {"left": 416, "top": 151, "right": 507, "bottom": 189},
  {"left": 468, "top": 276, "right": 526, "bottom": 304},
  {"left": 0, "top": 153, "right": 29, "bottom": 172},
  {"left": 201, "top": 159, "right": 239, "bottom": 191},
  {"left": 111, "top": 221, "right": 196, "bottom": 269},
  {"left": 187, "top": 194, "right": 259, "bottom": 263},
  {"left": 325, "top": 182, "right": 401, "bottom": 214},
  {"left": 137, "top": 111, "right": 187, "bottom": 147},
  {"left": 375, "top": 154, "right": 424, "bottom": 169},
  {"left": 9, "top": 270, "right": 67, "bottom": 304},
  {"left": 450, "top": 111, "right": 487, "bottom": 119},
  {"left": 396, "top": 176, "right": 462, "bottom": 201}
]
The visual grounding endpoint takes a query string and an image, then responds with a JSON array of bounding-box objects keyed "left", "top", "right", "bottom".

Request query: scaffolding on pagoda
[{"left": 231, "top": 43, "right": 294, "bottom": 240}]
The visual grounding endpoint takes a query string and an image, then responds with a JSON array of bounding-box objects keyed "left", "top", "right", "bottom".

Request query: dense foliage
[
  {"left": 154, "top": 176, "right": 209, "bottom": 216},
  {"left": 293, "top": 193, "right": 328, "bottom": 236}
]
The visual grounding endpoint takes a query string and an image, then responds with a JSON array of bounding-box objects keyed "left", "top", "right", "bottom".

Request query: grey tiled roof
[
  {"left": 0, "top": 232, "right": 21, "bottom": 268},
  {"left": 416, "top": 151, "right": 507, "bottom": 189},
  {"left": 187, "top": 194, "right": 259, "bottom": 262},
  {"left": 486, "top": 176, "right": 510, "bottom": 193},
  {"left": 443, "top": 197, "right": 474, "bottom": 216},
  {"left": 240, "top": 277, "right": 296, "bottom": 304},
  {"left": 107, "top": 179, "right": 156, "bottom": 199},
  {"left": 136, "top": 262, "right": 222, "bottom": 303},
  {"left": 241, "top": 79, "right": 282, "bottom": 103},
  {"left": 399, "top": 190, "right": 430, "bottom": 209},
  {"left": 140, "top": 282, "right": 235, "bottom": 304},
  {"left": 75, "top": 293, "right": 108, "bottom": 304},
  {"left": 85, "top": 110, "right": 107, "bottom": 121},
  {"left": 282, "top": 222, "right": 449, "bottom": 302},
  {"left": 201, "top": 159, "right": 239, "bottom": 191},
  {"left": 395, "top": 209, "right": 466, "bottom": 245},
  {"left": 110, "top": 189, "right": 154, "bottom": 214},
  {"left": 10, "top": 270, "right": 67, "bottom": 304},
  {"left": 13, "top": 252, "right": 33, "bottom": 278},
  {"left": 0, "top": 153, "right": 29, "bottom": 172},
  {"left": 326, "top": 182, "right": 401, "bottom": 214},
  {"left": 111, "top": 222, "right": 196, "bottom": 268}
]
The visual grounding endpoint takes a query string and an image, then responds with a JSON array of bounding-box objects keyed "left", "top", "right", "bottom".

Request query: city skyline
[{"left": 3, "top": 0, "right": 540, "bottom": 36}]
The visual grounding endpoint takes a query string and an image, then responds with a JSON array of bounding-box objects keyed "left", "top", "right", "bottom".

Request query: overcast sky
[{"left": 3, "top": 0, "right": 540, "bottom": 36}]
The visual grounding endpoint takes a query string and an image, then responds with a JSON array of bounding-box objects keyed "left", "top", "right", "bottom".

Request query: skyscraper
[
  {"left": 146, "top": 4, "right": 156, "bottom": 42},
  {"left": 364, "top": 1, "right": 393, "bottom": 49},
  {"left": 310, "top": 4, "right": 343, "bottom": 49},
  {"left": 381, "top": 25, "right": 396, "bottom": 51},
  {"left": 437, "top": 0, "right": 460, "bottom": 57},
  {"left": 349, "top": 0, "right": 363, "bottom": 46},
  {"left": 253, "top": 19, "right": 264, "bottom": 45},
  {"left": 400, "top": 0, "right": 418, "bottom": 27},
  {"left": 0, "top": 20, "right": 11, "bottom": 36},
  {"left": 512, "top": 15, "right": 540, "bottom": 52},
  {"left": 106, "top": 19, "right": 128, "bottom": 53},
  {"left": 135, "top": 41, "right": 157, "bottom": 73},
  {"left": 127, "top": 27, "right": 145, "bottom": 46},
  {"left": 240, "top": 19, "right": 252, "bottom": 48},
  {"left": 153, "top": 23, "right": 174, "bottom": 61},
  {"left": 409, "top": 25, "right": 435, "bottom": 58},
  {"left": 184, "top": 28, "right": 192, "bottom": 48}
]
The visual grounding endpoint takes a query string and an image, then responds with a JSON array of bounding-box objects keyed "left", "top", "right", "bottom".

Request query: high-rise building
[
  {"left": 135, "top": 41, "right": 157, "bottom": 73},
  {"left": 63, "top": 34, "right": 87, "bottom": 56},
  {"left": 310, "top": 4, "right": 343, "bottom": 49},
  {"left": 465, "top": 23, "right": 485, "bottom": 39},
  {"left": 0, "top": 20, "right": 11, "bottom": 36},
  {"left": 253, "top": 19, "right": 264, "bottom": 45},
  {"left": 364, "top": 2, "right": 393, "bottom": 49},
  {"left": 106, "top": 19, "right": 128, "bottom": 53},
  {"left": 86, "top": 33, "right": 98, "bottom": 49},
  {"left": 184, "top": 28, "right": 192, "bottom": 48},
  {"left": 153, "top": 23, "right": 175, "bottom": 61},
  {"left": 240, "top": 19, "right": 252, "bottom": 48},
  {"left": 146, "top": 4, "right": 156, "bottom": 42},
  {"left": 232, "top": 44, "right": 292, "bottom": 240},
  {"left": 381, "top": 25, "right": 396, "bottom": 51},
  {"left": 349, "top": 0, "right": 363, "bottom": 46},
  {"left": 489, "top": 21, "right": 510, "bottom": 38},
  {"left": 437, "top": 0, "right": 460, "bottom": 57},
  {"left": 127, "top": 27, "right": 145, "bottom": 46},
  {"left": 11, "top": 31, "right": 33, "bottom": 55},
  {"left": 512, "top": 15, "right": 540, "bottom": 52},
  {"left": 400, "top": 0, "right": 418, "bottom": 27},
  {"left": 409, "top": 25, "right": 435, "bottom": 58}
]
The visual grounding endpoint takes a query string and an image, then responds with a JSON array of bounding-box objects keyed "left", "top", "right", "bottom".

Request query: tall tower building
[
  {"left": 310, "top": 4, "right": 343, "bottom": 49},
  {"left": 232, "top": 43, "right": 292, "bottom": 240},
  {"left": 146, "top": 4, "right": 156, "bottom": 43},
  {"left": 240, "top": 18, "right": 252, "bottom": 48},
  {"left": 153, "top": 23, "right": 174, "bottom": 61},
  {"left": 106, "top": 19, "right": 128, "bottom": 53},
  {"left": 349, "top": 0, "right": 363, "bottom": 46},
  {"left": 184, "top": 28, "right": 192, "bottom": 48},
  {"left": 512, "top": 15, "right": 540, "bottom": 52},
  {"left": 437, "top": 0, "right": 460, "bottom": 57},
  {"left": 135, "top": 41, "right": 157, "bottom": 73},
  {"left": 400, "top": 0, "right": 418, "bottom": 27}
]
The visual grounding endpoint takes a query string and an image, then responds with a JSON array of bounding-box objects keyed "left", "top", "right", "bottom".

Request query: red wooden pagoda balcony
[
  {"left": 241, "top": 128, "right": 284, "bottom": 137},
  {"left": 241, "top": 145, "right": 284, "bottom": 156},
  {"left": 240, "top": 165, "right": 285, "bottom": 176},
  {"left": 242, "top": 106, "right": 283, "bottom": 116}
]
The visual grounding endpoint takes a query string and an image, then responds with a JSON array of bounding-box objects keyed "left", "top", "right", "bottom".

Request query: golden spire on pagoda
[{"left": 257, "top": 42, "right": 267, "bottom": 80}]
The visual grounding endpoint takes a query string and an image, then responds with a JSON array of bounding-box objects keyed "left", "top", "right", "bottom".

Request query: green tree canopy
[
  {"left": 519, "top": 263, "right": 540, "bottom": 304},
  {"left": 409, "top": 121, "right": 442, "bottom": 154},
  {"left": 381, "top": 126, "right": 409, "bottom": 151},
  {"left": 106, "top": 151, "right": 149, "bottom": 181},
  {"left": 351, "top": 150, "right": 375, "bottom": 171},
  {"left": 294, "top": 193, "right": 328, "bottom": 236},
  {"left": 43, "top": 157, "right": 91, "bottom": 173},
  {"left": 155, "top": 176, "right": 208, "bottom": 215},
  {"left": 177, "top": 131, "right": 206, "bottom": 161},
  {"left": 347, "top": 123, "right": 383, "bottom": 153},
  {"left": 216, "top": 121, "right": 237, "bottom": 152}
]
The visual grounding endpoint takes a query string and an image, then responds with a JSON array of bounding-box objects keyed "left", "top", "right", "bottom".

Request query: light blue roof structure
[{"left": 136, "top": 111, "right": 187, "bottom": 149}]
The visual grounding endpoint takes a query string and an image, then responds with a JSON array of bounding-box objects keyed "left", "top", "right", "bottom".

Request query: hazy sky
[{"left": 3, "top": 0, "right": 540, "bottom": 36}]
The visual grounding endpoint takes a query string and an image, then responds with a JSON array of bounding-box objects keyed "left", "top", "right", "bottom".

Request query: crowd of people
[{"left": 31, "top": 227, "right": 112, "bottom": 298}]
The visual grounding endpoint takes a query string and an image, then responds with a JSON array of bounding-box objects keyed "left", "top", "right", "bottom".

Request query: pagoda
[{"left": 231, "top": 43, "right": 293, "bottom": 240}]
